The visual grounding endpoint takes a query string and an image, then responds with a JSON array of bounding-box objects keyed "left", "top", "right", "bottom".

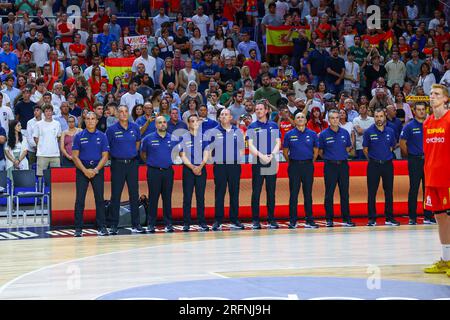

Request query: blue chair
[
  {"left": 12, "top": 170, "right": 47, "bottom": 226},
  {"left": 0, "top": 171, "right": 12, "bottom": 225}
]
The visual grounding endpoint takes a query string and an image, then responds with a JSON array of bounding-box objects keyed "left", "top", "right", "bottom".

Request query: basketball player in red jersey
[{"left": 423, "top": 84, "right": 450, "bottom": 277}]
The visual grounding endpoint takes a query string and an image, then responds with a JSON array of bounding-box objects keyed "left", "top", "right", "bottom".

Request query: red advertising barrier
[{"left": 50, "top": 160, "right": 421, "bottom": 227}]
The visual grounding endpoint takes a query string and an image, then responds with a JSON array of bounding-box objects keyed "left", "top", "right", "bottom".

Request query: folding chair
[
  {"left": 12, "top": 170, "right": 47, "bottom": 226},
  {"left": 42, "top": 169, "right": 52, "bottom": 224}
]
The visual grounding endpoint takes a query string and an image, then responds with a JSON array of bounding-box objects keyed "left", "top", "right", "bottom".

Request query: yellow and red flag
[
  {"left": 104, "top": 57, "right": 135, "bottom": 85},
  {"left": 362, "top": 30, "right": 394, "bottom": 50},
  {"left": 266, "top": 25, "right": 311, "bottom": 55}
]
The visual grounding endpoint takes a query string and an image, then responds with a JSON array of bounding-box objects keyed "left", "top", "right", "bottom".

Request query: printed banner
[
  {"left": 405, "top": 96, "right": 430, "bottom": 102},
  {"left": 124, "top": 35, "right": 149, "bottom": 50}
]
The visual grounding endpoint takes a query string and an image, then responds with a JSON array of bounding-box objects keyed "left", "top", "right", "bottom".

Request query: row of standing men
[{"left": 71, "top": 102, "right": 431, "bottom": 237}]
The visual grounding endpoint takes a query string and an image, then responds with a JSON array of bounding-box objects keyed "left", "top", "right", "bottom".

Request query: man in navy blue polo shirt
[
  {"left": 400, "top": 102, "right": 435, "bottom": 225},
  {"left": 167, "top": 108, "right": 188, "bottom": 137},
  {"left": 248, "top": 103, "right": 282, "bottom": 230},
  {"left": 283, "top": 112, "right": 319, "bottom": 229},
  {"left": 198, "top": 104, "right": 218, "bottom": 134},
  {"left": 318, "top": 109, "right": 355, "bottom": 228},
  {"left": 206, "top": 108, "right": 246, "bottom": 231},
  {"left": 136, "top": 102, "right": 156, "bottom": 138},
  {"left": 140, "top": 116, "right": 179, "bottom": 233},
  {"left": 386, "top": 104, "right": 403, "bottom": 159},
  {"left": 72, "top": 112, "right": 110, "bottom": 237},
  {"left": 179, "top": 114, "right": 210, "bottom": 232},
  {"left": 363, "top": 107, "right": 400, "bottom": 227},
  {"left": 106, "top": 105, "right": 145, "bottom": 235},
  {"left": 307, "top": 38, "right": 330, "bottom": 87}
]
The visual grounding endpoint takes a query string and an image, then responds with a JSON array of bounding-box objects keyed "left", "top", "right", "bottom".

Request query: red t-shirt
[
  {"left": 69, "top": 43, "right": 87, "bottom": 65},
  {"left": 423, "top": 110, "right": 450, "bottom": 187},
  {"left": 279, "top": 121, "right": 293, "bottom": 144},
  {"left": 92, "top": 13, "right": 109, "bottom": 32},
  {"left": 243, "top": 59, "right": 261, "bottom": 80},
  {"left": 435, "top": 33, "right": 450, "bottom": 51},
  {"left": 315, "top": 23, "right": 331, "bottom": 39},
  {"left": 57, "top": 22, "right": 73, "bottom": 43}
]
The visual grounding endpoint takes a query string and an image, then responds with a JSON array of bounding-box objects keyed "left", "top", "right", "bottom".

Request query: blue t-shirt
[
  {"left": 198, "top": 63, "right": 220, "bottom": 92},
  {"left": 247, "top": 120, "right": 281, "bottom": 155},
  {"left": 96, "top": 33, "right": 118, "bottom": 57},
  {"left": 140, "top": 131, "right": 179, "bottom": 168},
  {"left": 362, "top": 125, "right": 396, "bottom": 161},
  {"left": 386, "top": 117, "right": 403, "bottom": 142},
  {"left": 167, "top": 119, "right": 188, "bottom": 136},
  {"left": 0, "top": 52, "right": 19, "bottom": 72},
  {"left": 283, "top": 127, "right": 318, "bottom": 161},
  {"left": 72, "top": 129, "right": 110, "bottom": 166},
  {"left": 205, "top": 125, "right": 245, "bottom": 164},
  {"left": 106, "top": 121, "right": 141, "bottom": 159},
  {"left": 178, "top": 131, "right": 209, "bottom": 166},
  {"left": 318, "top": 127, "right": 351, "bottom": 161},
  {"left": 135, "top": 115, "right": 156, "bottom": 138},
  {"left": 400, "top": 119, "right": 423, "bottom": 156}
]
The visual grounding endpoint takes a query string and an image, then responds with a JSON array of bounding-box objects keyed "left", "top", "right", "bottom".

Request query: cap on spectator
[
  {"left": 29, "top": 22, "right": 37, "bottom": 30},
  {"left": 185, "top": 18, "right": 192, "bottom": 22}
]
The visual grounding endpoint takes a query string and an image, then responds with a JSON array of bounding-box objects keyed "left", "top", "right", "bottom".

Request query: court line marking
[{"left": 0, "top": 229, "right": 441, "bottom": 298}]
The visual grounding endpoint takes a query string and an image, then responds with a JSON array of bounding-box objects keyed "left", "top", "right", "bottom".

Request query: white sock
[{"left": 442, "top": 245, "right": 450, "bottom": 261}]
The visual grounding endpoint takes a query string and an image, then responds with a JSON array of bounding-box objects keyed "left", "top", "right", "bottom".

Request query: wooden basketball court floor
[{"left": 0, "top": 221, "right": 449, "bottom": 300}]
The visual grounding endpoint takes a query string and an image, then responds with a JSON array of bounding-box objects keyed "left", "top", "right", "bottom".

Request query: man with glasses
[
  {"left": 140, "top": 116, "right": 179, "bottom": 233},
  {"left": 72, "top": 112, "right": 110, "bottom": 237}
]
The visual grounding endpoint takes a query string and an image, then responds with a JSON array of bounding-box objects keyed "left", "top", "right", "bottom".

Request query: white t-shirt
[
  {"left": 0, "top": 105, "right": 14, "bottom": 132},
  {"left": 83, "top": 65, "right": 109, "bottom": 80},
  {"left": 276, "top": 1, "right": 290, "bottom": 17},
  {"left": 51, "top": 94, "right": 66, "bottom": 117},
  {"left": 418, "top": 73, "right": 436, "bottom": 95},
  {"left": 120, "top": 92, "right": 144, "bottom": 114},
  {"left": 206, "top": 102, "right": 224, "bottom": 121},
  {"left": 220, "top": 48, "right": 239, "bottom": 60},
  {"left": 344, "top": 61, "right": 360, "bottom": 89},
  {"left": 1, "top": 93, "right": 11, "bottom": 108},
  {"left": 29, "top": 42, "right": 51, "bottom": 68},
  {"left": 293, "top": 81, "right": 308, "bottom": 100},
  {"left": 131, "top": 55, "right": 156, "bottom": 82},
  {"left": 33, "top": 119, "right": 62, "bottom": 157},
  {"left": 192, "top": 14, "right": 211, "bottom": 38},
  {"left": 352, "top": 115, "right": 374, "bottom": 150},
  {"left": 339, "top": 121, "right": 354, "bottom": 137},
  {"left": 26, "top": 117, "right": 39, "bottom": 152}
]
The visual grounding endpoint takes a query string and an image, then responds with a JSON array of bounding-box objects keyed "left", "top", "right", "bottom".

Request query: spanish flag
[
  {"left": 266, "top": 25, "right": 311, "bottom": 55},
  {"left": 104, "top": 57, "right": 135, "bottom": 85},
  {"left": 361, "top": 30, "right": 394, "bottom": 50}
]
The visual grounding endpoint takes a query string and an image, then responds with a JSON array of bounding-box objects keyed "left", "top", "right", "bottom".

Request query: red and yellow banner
[
  {"left": 104, "top": 57, "right": 135, "bottom": 85},
  {"left": 361, "top": 30, "right": 394, "bottom": 50},
  {"left": 266, "top": 25, "right": 311, "bottom": 55}
]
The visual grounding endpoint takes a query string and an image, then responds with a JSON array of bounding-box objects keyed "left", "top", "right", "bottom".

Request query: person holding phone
[{"left": 136, "top": 101, "right": 157, "bottom": 138}]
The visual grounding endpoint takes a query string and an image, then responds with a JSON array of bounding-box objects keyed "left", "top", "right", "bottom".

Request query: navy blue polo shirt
[
  {"left": 318, "top": 127, "right": 351, "bottom": 161},
  {"left": 140, "top": 131, "right": 179, "bottom": 168},
  {"left": 167, "top": 119, "right": 188, "bottom": 136},
  {"left": 400, "top": 119, "right": 423, "bottom": 156},
  {"left": 307, "top": 49, "right": 330, "bottom": 76},
  {"left": 201, "top": 117, "right": 219, "bottom": 134},
  {"left": 205, "top": 125, "right": 245, "bottom": 164},
  {"left": 72, "top": 129, "right": 110, "bottom": 167},
  {"left": 0, "top": 126, "right": 6, "bottom": 161},
  {"left": 363, "top": 125, "right": 396, "bottom": 161},
  {"left": 386, "top": 117, "right": 403, "bottom": 142},
  {"left": 179, "top": 131, "right": 209, "bottom": 166},
  {"left": 283, "top": 127, "right": 319, "bottom": 161},
  {"left": 247, "top": 120, "right": 281, "bottom": 155},
  {"left": 106, "top": 121, "right": 141, "bottom": 159}
]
